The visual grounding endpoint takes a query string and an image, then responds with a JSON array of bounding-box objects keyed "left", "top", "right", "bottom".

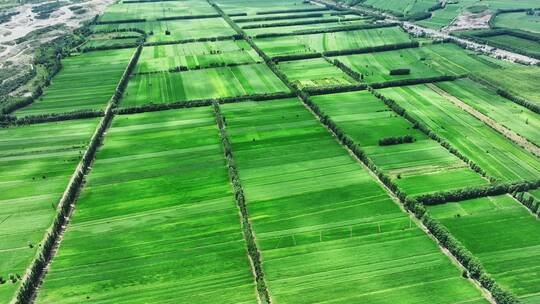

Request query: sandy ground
[
  {"left": 443, "top": 10, "right": 492, "bottom": 33},
  {"left": 0, "top": 0, "right": 115, "bottom": 95}
]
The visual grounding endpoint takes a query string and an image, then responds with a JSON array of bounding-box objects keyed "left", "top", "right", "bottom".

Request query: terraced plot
[
  {"left": 136, "top": 40, "right": 261, "bottom": 73},
  {"left": 310, "top": 90, "right": 488, "bottom": 196},
  {"left": 92, "top": 18, "right": 236, "bottom": 43},
  {"left": 428, "top": 195, "right": 540, "bottom": 304},
  {"left": 278, "top": 58, "right": 355, "bottom": 88},
  {"left": 221, "top": 98, "right": 488, "bottom": 304},
  {"left": 435, "top": 79, "right": 540, "bottom": 147},
  {"left": 98, "top": 0, "right": 217, "bottom": 21},
  {"left": 0, "top": 118, "right": 99, "bottom": 303},
  {"left": 334, "top": 47, "right": 443, "bottom": 83},
  {"left": 378, "top": 84, "right": 540, "bottom": 181},
  {"left": 36, "top": 108, "right": 258, "bottom": 304},
  {"left": 121, "top": 63, "right": 289, "bottom": 106},
  {"left": 254, "top": 26, "right": 412, "bottom": 57},
  {"left": 15, "top": 48, "right": 133, "bottom": 116}
]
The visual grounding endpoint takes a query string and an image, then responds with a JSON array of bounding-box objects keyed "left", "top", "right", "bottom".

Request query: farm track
[{"left": 427, "top": 83, "right": 540, "bottom": 157}]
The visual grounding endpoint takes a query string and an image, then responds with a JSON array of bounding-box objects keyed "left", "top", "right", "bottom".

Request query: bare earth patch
[{"left": 443, "top": 10, "right": 492, "bottom": 33}]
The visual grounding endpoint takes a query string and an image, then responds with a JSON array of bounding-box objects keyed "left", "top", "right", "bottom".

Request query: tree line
[
  {"left": 513, "top": 191, "right": 540, "bottom": 218},
  {"left": 255, "top": 7, "right": 329, "bottom": 15},
  {"left": 13, "top": 46, "right": 142, "bottom": 303},
  {"left": 143, "top": 34, "right": 242, "bottom": 46},
  {"left": 254, "top": 22, "right": 399, "bottom": 38},
  {"left": 234, "top": 12, "right": 325, "bottom": 23},
  {"left": 213, "top": 102, "right": 271, "bottom": 304},
  {"left": 378, "top": 135, "right": 414, "bottom": 146},
  {"left": 370, "top": 75, "right": 463, "bottom": 89},
  {"left": 241, "top": 16, "right": 365, "bottom": 29},
  {"left": 300, "top": 90, "right": 520, "bottom": 304}
]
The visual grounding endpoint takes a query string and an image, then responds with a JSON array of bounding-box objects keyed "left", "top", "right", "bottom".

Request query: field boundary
[
  {"left": 213, "top": 102, "right": 271, "bottom": 304},
  {"left": 253, "top": 22, "right": 399, "bottom": 38},
  {"left": 428, "top": 83, "right": 540, "bottom": 157},
  {"left": 10, "top": 46, "right": 142, "bottom": 304}
]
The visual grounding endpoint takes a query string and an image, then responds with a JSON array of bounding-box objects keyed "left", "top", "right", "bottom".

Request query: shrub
[{"left": 389, "top": 68, "right": 411, "bottom": 76}]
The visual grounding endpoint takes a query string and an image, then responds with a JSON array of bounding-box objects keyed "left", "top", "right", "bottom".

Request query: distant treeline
[
  {"left": 455, "top": 29, "right": 540, "bottom": 59},
  {"left": 241, "top": 17, "right": 365, "bottom": 29},
  {"left": 143, "top": 34, "right": 241, "bottom": 46},
  {"left": 255, "top": 7, "right": 330, "bottom": 15},
  {"left": 254, "top": 22, "right": 398, "bottom": 38},
  {"left": 234, "top": 13, "right": 325, "bottom": 23},
  {"left": 271, "top": 41, "right": 420, "bottom": 62}
]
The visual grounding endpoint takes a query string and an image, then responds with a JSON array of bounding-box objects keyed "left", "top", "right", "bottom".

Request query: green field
[
  {"left": 416, "top": 3, "right": 461, "bottom": 29},
  {"left": 278, "top": 58, "right": 355, "bottom": 88},
  {"left": 334, "top": 47, "right": 443, "bottom": 83},
  {"left": 362, "top": 0, "right": 437, "bottom": 15},
  {"left": 15, "top": 48, "right": 133, "bottom": 116},
  {"left": 215, "top": 0, "right": 320, "bottom": 15},
  {"left": 0, "top": 118, "right": 99, "bottom": 303},
  {"left": 435, "top": 79, "right": 540, "bottom": 147},
  {"left": 98, "top": 0, "right": 217, "bottom": 21},
  {"left": 418, "top": 43, "right": 540, "bottom": 106},
  {"left": 244, "top": 19, "right": 368, "bottom": 36},
  {"left": 310, "top": 90, "right": 489, "bottom": 196},
  {"left": 493, "top": 11, "right": 540, "bottom": 34},
  {"left": 121, "top": 63, "right": 289, "bottom": 106},
  {"left": 428, "top": 195, "right": 540, "bottom": 303},
  {"left": 482, "top": 34, "right": 540, "bottom": 58},
  {"left": 220, "top": 98, "right": 487, "bottom": 304},
  {"left": 92, "top": 18, "right": 236, "bottom": 43},
  {"left": 136, "top": 40, "right": 261, "bottom": 73},
  {"left": 254, "top": 26, "right": 412, "bottom": 57},
  {"left": 81, "top": 32, "right": 142, "bottom": 51},
  {"left": 379, "top": 84, "right": 540, "bottom": 181},
  {"left": 36, "top": 108, "right": 258, "bottom": 304}
]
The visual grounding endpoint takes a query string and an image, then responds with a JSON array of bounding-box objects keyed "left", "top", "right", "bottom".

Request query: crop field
[
  {"left": 36, "top": 108, "right": 258, "bottom": 304},
  {"left": 121, "top": 64, "right": 289, "bottom": 106},
  {"left": 0, "top": 118, "right": 99, "bottom": 303},
  {"left": 334, "top": 47, "right": 443, "bottom": 84},
  {"left": 417, "top": 43, "right": 540, "bottom": 105},
  {"left": 221, "top": 98, "right": 487, "bottom": 304},
  {"left": 428, "top": 195, "right": 540, "bottom": 303},
  {"left": 4, "top": 0, "right": 540, "bottom": 302},
  {"left": 278, "top": 58, "right": 355, "bottom": 88},
  {"left": 253, "top": 26, "right": 412, "bottom": 57},
  {"left": 135, "top": 40, "right": 261, "bottom": 73},
  {"left": 378, "top": 84, "right": 540, "bottom": 181},
  {"left": 15, "top": 48, "right": 134, "bottom": 116},
  {"left": 215, "top": 0, "right": 320, "bottom": 15},
  {"left": 91, "top": 18, "right": 236, "bottom": 43},
  {"left": 482, "top": 34, "right": 540, "bottom": 58},
  {"left": 310, "top": 90, "right": 488, "bottom": 196},
  {"left": 98, "top": 0, "right": 217, "bottom": 21},
  {"left": 493, "top": 11, "right": 540, "bottom": 34},
  {"left": 434, "top": 79, "right": 540, "bottom": 147},
  {"left": 243, "top": 19, "right": 368, "bottom": 36}
]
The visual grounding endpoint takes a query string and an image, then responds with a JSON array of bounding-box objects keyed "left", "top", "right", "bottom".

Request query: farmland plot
[
  {"left": 215, "top": 0, "right": 320, "bottom": 15},
  {"left": 253, "top": 26, "right": 413, "bottom": 57},
  {"left": 0, "top": 118, "right": 99, "bottom": 303},
  {"left": 278, "top": 58, "right": 355, "bottom": 88},
  {"left": 98, "top": 0, "right": 217, "bottom": 22},
  {"left": 428, "top": 195, "right": 540, "bottom": 304},
  {"left": 92, "top": 18, "right": 236, "bottom": 43},
  {"left": 136, "top": 40, "right": 261, "bottom": 73},
  {"left": 378, "top": 84, "right": 540, "bottom": 181},
  {"left": 435, "top": 79, "right": 540, "bottom": 147},
  {"left": 221, "top": 98, "right": 488, "bottom": 304},
  {"left": 362, "top": 0, "right": 438, "bottom": 15},
  {"left": 244, "top": 19, "right": 368, "bottom": 36},
  {"left": 121, "top": 63, "right": 288, "bottom": 106},
  {"left": 334, "top": 47, "right": 443, "bottom": 83},
  {"left": 15, "top": 48, "right": 134, "bottom": 116},
  {"left": 311, "top": 90, "right": 488, "bottom": 196},
  {"left": 418, "top": 43, "right": 540, "bottom": 106},
  {"left": 36, "top": 108, "right": 258, "bottom": 304},
  {"left": 493, "top": 11, "right": 540, "bottom": 34}
]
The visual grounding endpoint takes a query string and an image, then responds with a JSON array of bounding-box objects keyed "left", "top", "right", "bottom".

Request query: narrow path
[{"left": 427, "top": 83, "right": 540, "bottom": 157}]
